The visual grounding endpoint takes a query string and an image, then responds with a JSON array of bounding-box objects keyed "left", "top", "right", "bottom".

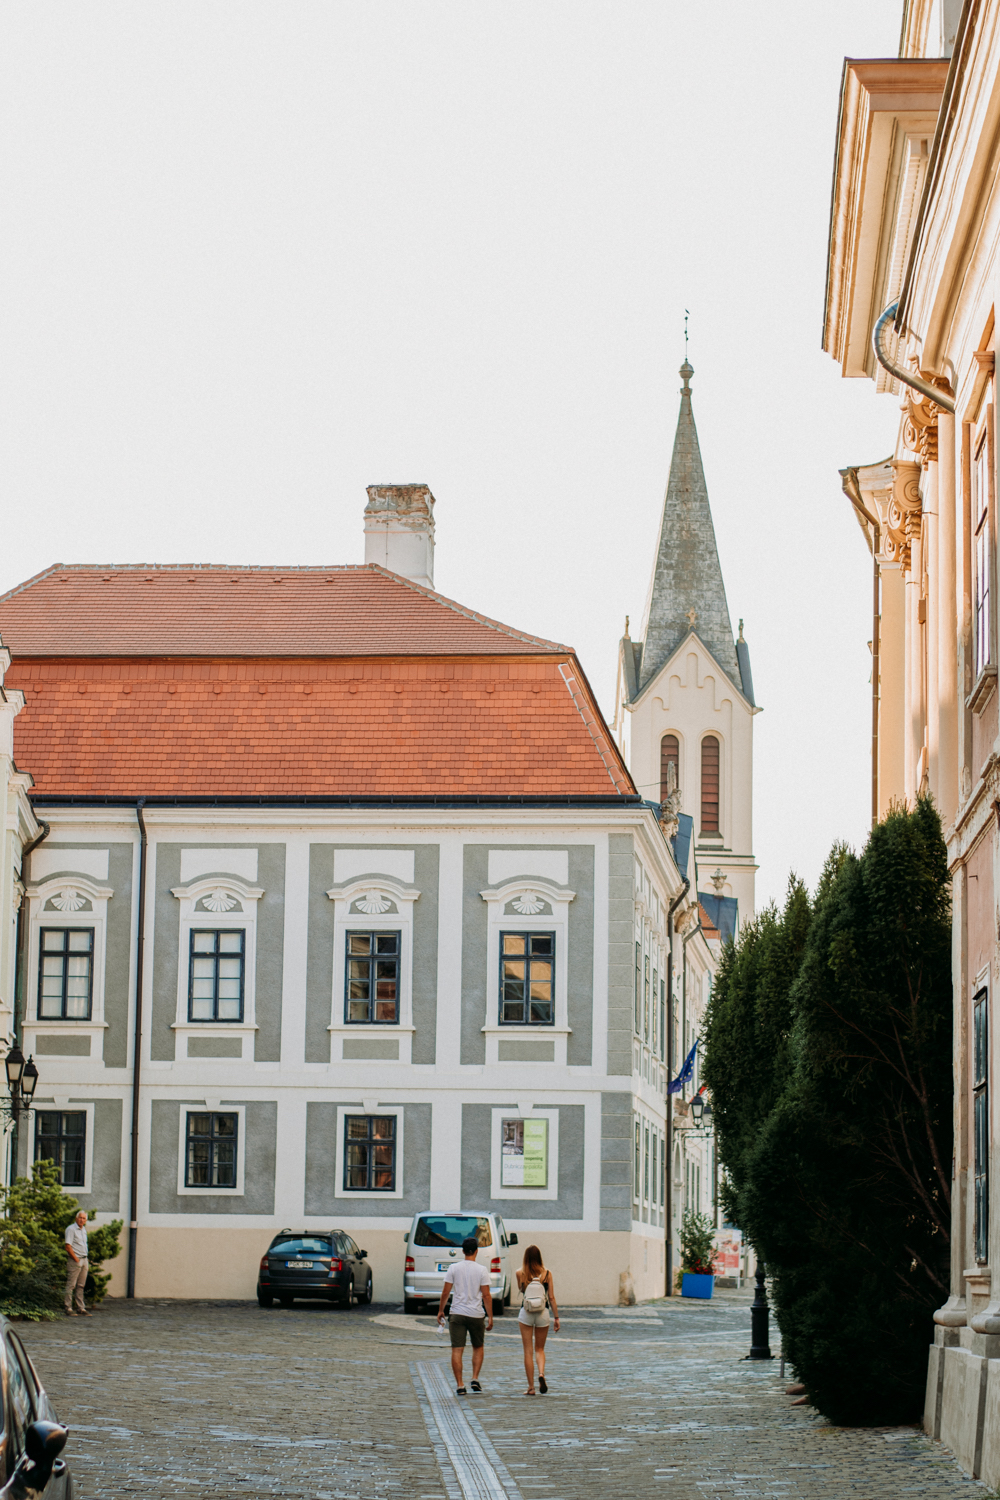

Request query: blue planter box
[{"left": 681, "top": 1272, "right": 714, "bottom": 1300}]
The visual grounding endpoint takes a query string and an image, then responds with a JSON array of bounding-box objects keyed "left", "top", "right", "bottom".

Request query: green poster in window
[{"left": 522, "top": 1119, "right": 548, "bottom": 1188}]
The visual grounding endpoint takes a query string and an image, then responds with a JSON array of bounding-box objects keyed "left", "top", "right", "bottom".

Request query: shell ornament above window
[
  {"left": 511, "top": 892, "right": 546, "bottom": 915},
  {"left": 51, "top": 888, "right": 86, "bottom": 912},
  {"left": 354, "top": 892, "right": 392, "bottom": 915},
  {"left": 202, "top": 889, "right": 238, "bottom": 913}
]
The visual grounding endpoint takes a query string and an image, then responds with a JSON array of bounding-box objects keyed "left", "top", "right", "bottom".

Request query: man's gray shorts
[{"left": 449, "top": 1314, "right": 486, "bottom": 1349}]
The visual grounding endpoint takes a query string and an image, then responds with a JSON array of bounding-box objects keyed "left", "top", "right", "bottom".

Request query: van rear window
[
  {"left": 269, "top": 1238, "right": 331, "bottom": 1257},
  {"left": 413, "top": 1216, "right": 492, "bottom": 1248}
]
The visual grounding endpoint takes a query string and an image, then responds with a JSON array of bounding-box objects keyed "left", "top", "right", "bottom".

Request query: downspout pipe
[
  {"left": 11, "top": 819, "right": 49, "bottom": 1187},
  {"left": 664, "top": 877, "right": 689, "bottom": 1297},
  {"left": 873, "top": 301, "right": 956, "bottom": 414},
  {"left": 841, "top": 467, "right": 883, "bottom": 829},
  {"left": 127, "top": 799, "right": 148, "bottom": 1299}
]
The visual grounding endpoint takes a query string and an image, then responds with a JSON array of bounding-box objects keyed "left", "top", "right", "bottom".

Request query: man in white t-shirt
[{"left": 436, "top": 1236, "right": 493, "bottom": 1394}]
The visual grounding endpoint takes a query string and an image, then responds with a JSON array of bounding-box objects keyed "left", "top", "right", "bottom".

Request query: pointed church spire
[{"left": 639, "top": 361, "right": 740, "bottom": 690}]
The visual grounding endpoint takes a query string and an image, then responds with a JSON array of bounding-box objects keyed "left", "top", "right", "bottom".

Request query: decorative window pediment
[{"left": 325, "top": 878, "right": 421, "bottom": 1061}]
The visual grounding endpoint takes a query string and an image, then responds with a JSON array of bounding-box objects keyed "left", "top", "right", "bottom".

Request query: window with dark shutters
[
  {"left": 701, "top": 735, "right": 720, "bottom": 834},
  {"left": 660, "top": 734, "right": 679, "bottom": 803}
]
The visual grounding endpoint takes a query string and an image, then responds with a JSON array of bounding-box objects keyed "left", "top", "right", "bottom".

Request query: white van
[{"left": 403, "top": 1212, "right": 518, "bottom": 1315}]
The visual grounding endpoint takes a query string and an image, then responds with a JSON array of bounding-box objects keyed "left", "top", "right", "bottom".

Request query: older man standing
[{"left": 64, "top": 1211, "right": 91, "bottom": 1317}]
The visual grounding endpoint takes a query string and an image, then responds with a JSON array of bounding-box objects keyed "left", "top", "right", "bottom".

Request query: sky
[{"left": 0, "top": 2, "right": 904, "bottom": 909}]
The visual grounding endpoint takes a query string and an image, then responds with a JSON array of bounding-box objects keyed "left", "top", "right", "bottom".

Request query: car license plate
[
  {"left": 286, "top": 1260, "right": 313, "bottom": 1269},
  {"left": 437, "top": 1262, "right": 452, "bottom": 1273}
]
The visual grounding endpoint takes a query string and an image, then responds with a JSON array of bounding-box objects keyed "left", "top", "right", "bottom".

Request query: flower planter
[{"left": 681, "top": 1272, "right": 714, "bottom": 1300}]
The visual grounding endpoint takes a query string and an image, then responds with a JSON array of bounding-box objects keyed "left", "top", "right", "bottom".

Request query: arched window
[
  {"left": 700, "top": 735, "right": 720, "bottom": 834},
  {"left": 660, "top": 735, "right": 679, "bottom": 803}
]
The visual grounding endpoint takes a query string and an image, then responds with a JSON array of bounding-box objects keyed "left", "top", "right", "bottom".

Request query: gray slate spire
[{"left": 639, "top": 361, "right": 740, "bottom": 690}]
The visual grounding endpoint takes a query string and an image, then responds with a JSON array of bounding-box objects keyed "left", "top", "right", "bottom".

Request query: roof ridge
[{"left": 0, "top": 562, "right": 573, "bottom": 653}]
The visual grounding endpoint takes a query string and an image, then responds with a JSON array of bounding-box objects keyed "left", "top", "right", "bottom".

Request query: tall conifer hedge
[{"left": 703, "top": 799, "right": 952, "bottom": 1425}]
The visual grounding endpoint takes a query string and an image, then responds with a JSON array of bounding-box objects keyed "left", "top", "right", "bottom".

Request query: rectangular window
[
  {"left": 644, "top": 955, "right": 650, "bottom": 1043},
  {"left": 634, "top": 940, "right": 641, "bottom": 1035},
  {"left": 659, "top": 979, "right": 666, "bottom": 1062},
  {"left": 975, "top": 987, "right": 989, "bottom": 1263},
  {"left": 652, "top": 967, "right": 658, "bottom": 1054},
  {"left": 34, "top": 1110, "right": 86, "bottom": 1188},
  {"left": 185, "top": 1112, "right": 238, "bottom": 1188},
  {"left": 38, "top": 928, "right": 94, "bottom": 1020},
  {"left": 345, "top": 931, "right": 400, "bottom": 1024},
  {"left": 975, "top": 419, "right": 994, "bottom": 677},
  {"left": 499, "top": 932, "right": 554, "bottom": 1025},
  {"left": 633, "top": 1117, "right": 640, "bottom": 1202},
  {"left": 644, "top": 1124, "right": 650, "bottom": 1202},
  {"left": 188, "top": 930, "right": 244, "bottom": 1022},
  {"left": 660, "top": 1133, "right": 666, "bottom": 1205},
  {"left": 343, "top": 1114, "right": 396, "bottom": 1192}
]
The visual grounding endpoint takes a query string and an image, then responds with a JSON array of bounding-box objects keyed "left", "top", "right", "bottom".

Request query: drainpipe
[
  {"left": 664, "top": 878, "right": 689, "bottom": 1297},
  {"left": 872, "top": 301, "right": 956, "bottom": 414},
  {"left": 127, "top": 799, "right": 148, "bottom": 1299},
  {"left": 11, "top": 819, "right": 49, "bottom": 1187},
  {"left": 841, "top": 467, "right": 883, "bottom": 829}
]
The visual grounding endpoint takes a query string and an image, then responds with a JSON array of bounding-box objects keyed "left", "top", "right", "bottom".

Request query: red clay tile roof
[
  {"left": 0, "top": 564, "right": 570, "bottom": 658},
  {"left": 6, "top": 657, "right": 635, "bottom": 798}
]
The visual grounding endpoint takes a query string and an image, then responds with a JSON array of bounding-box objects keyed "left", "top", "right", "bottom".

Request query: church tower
[{"left": 614, "top": 361, "right": 758, "bottom": 926}]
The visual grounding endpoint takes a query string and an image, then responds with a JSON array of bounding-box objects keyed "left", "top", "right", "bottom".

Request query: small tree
[
  {"left": 680, "top": 1210, "right": 716, "bottom": 1274},
  {"left": 0, "top": 1159, "right": 123, "bottom": 1320}
]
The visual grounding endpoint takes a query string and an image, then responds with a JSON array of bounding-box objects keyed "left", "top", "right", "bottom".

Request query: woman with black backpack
[{"left": 516, "top": 1245, "right": 560, "bottom": 1394}]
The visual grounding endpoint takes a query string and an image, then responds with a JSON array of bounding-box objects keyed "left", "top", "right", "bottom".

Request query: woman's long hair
[{"left": 521, "top": 1244, "right": 546, "bottom": 1278}]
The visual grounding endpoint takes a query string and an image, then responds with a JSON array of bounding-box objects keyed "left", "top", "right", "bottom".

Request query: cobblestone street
[{"left": 16, "top": 1291, "right": 986, "bottom": 1499}]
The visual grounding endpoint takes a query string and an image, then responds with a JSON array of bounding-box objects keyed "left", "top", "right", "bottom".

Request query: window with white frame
[
  {"left": 343, "top": 1114, "right": 397, "bottom": 1191},
  {"left": 189, "top": 930, "right": 245, "bottom": 1021},
  {"left": 974, "top": 408, "right": 994, "bottom": 677},
  {"left": 184, "top": 1111, "right": 238, "bottom": 1188},
  {"left": 345, "top": 931, "right": 401, "bottom": 1023},
  {"left": 35, "top": 1110, "right": 86, "bottom": 1187},
  {"left": 499, "top": 931, "right": 555, "bottom": 1025},
  {"left": 38, "top": 929, "right": 94, "bottom": 1020}
]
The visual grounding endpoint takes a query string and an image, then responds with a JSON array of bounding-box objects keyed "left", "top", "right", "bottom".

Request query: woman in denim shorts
[{"left": 516, "top": 1245, "right": 560, "bottom": 1394}]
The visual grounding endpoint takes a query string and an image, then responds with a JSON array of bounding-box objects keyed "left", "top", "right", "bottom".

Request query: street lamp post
[{"left": 3, "top": 1043, "right": 40, "bottom": 1185}]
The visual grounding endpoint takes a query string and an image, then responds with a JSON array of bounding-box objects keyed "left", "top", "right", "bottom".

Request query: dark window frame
[
  {"left": 343, "top": 1113, "right": 397, "bottom": 1192},
  {"left": 974, "top": 409, "right": 995, "bottom": 678},
  {"left": 660, "top": 733, "right": 680, "bottom": 804},
  {"left": 37, "top": 927, "right": 94, "bottom": 1022},
  {"left": 184, "top": 1110, "right": 239, "bottom": 1189},
  {"left": 499, "top": 930, "right": 556, "bottom": 1026},
  {"left": 344, "top": 929, "right": 402, "bottom": 1025},
  {"left": 34, "top": 1109, "right": 86, "bottom": 1188},
  {"left": 975, "top": 986, "right": 989, "bottom": 1263},
  {"left": 188, "top": 928, "right": 246, "bottom": 1023}
]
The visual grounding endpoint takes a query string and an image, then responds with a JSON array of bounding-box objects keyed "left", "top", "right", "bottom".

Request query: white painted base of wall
[{"left": 109, "top": 1227, "right": 671, "bottom": 1305}]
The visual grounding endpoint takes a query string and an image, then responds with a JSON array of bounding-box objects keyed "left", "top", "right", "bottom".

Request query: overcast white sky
[{"left": 0, "top": 2, "right": 904, "bottom": 908}]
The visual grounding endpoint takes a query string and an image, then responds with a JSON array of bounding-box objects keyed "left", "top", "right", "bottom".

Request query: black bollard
[{"left": 748, "top": 1259, "right": 773, "bottom": 1360}]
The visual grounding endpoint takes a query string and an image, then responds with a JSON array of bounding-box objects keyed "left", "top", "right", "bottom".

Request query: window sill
[
  {"left": 171, "top": 1022, "right": 258, "bottom": 1032},
  {"left": 29, "top": 1020, "right": 107, "bottom": 1029},
  {"left": 328, "top": 1023, "right": 415, "bottom": 1034},
  {"left": 481, "top": 1025, "right": 572, "bottom": 1036},
  {"left": 967, "top": 665, "right": 997, "bottom": 713}
]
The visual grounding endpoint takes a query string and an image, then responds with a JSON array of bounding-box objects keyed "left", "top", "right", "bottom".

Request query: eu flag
[{"left": 667, "top": 1039, "right": 698, "bottom": 1096}]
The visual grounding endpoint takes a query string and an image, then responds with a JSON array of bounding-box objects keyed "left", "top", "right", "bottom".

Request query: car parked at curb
[
  {"left": 257, "top": 1229, "right": 373, "bottom": 1307},
  {"left": 403, "top": 1211, "right": 517, "bottom": 1315}
]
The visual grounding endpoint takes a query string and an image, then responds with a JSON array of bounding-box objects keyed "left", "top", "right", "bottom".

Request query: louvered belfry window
[
  {"left": 700, "top": 735, "right": 720, "bottom": 834},
  {"left": 660, "top": 734, "right": 679, "bottom": 803}
]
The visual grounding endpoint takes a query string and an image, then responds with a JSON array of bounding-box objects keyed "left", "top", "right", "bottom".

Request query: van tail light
[
  {"left": 405, "top": 1256, "right": 415, "bottom": 1273},
  {"left": 326, "top": 1259, "right": 343, "bottom": 1279},
  {"left": 491, "top": 1257, "right": 501, "bottom": 1273}
]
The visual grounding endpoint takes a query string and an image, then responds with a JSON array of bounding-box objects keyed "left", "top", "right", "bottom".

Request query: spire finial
[
  {"left": 738, "top": 618, "right": 744, "bottom": 641},
  {"left": 624, "top": 614, "right": 630, "bottom": 638},
  {"left": 680, "top": 310, "right": 693, "bottom": 390}
]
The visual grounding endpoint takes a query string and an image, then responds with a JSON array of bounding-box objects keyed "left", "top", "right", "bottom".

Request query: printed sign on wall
[{"left": 501, "top": 1117, "right": 548, "bottom": 1188}]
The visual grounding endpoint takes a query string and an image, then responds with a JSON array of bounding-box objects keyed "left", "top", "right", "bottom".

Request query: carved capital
[{"left": 890, "top": 461, "right": 922, "bottom": 570}]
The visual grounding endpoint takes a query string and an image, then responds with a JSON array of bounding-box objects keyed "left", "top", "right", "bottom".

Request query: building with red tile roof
[{"left": 2, "top": 485, "right": 711, "bottom": 1312}]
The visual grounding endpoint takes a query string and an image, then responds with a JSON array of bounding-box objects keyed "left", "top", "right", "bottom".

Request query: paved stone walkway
[{"left": 17, "top": 1294, "right": 986, "bottom": 1498}]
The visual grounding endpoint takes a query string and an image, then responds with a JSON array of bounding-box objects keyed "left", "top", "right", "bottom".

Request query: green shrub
[
  {"left": 680, "top": 1210, "right": 716, "bottom": 1274},
  {"left": 703, "top": 800, "right": 952, "bottom": 1425},
  {"left": 0, "top": 1158, "right": 122, "bottom": 1319}
]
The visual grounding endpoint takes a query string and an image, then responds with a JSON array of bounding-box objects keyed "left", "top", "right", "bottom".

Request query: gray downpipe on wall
[
  {"left": 11, "top": 819, "right": 50, "bottom": 1187},
  {"left": 872, "top": 301, "right": 957, "bottom": 414},
  {"left": 127, "top": 799, "right": 148, "bottom": 1299}
]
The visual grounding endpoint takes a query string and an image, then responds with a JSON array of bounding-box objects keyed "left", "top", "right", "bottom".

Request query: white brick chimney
[{"left": 364, "top": 484, "right": 436, "bottom": 589}]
